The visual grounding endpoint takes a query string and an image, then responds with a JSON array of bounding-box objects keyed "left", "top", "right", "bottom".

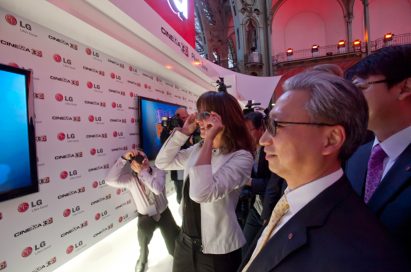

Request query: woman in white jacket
[{"left": 155, "top": 90, "right": 254, "bottom": 272}]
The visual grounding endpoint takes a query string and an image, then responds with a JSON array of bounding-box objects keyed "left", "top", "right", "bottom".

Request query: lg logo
[
  {"left": 60, "top": 170, "right": 78, "bottom": 180},
  {"left": 66, "top": 245, "right": 74, "bottom": 254},
  {"left": 5, "top": 14, "right": 17, "bottom": 25},
  {"left": 167, "top": 0, "right": 188, "bottom": 21},
  {"left": 21, "top": 247, "right": 33, "bottom": 257},
  {"left": 63, "top": 206, "right": 80, "bottom": 217},
  {"left": 87, "top": 81, "right": 100, "bottom": 89},
  {"left": 5, "top": 14, "right": 32, "bottom": 30},
  {"left": 53, "top": 54, "right": 72, "bottom": 65},
  {"left": 17, "top": 202, "right": 29, "bottom": 213},
  {"left": 92, "top": 180, "right": 105, "bottom": 188},
  {"left": 17, "top": 200, "right": 43, "bottom": 213},
  {"left": 90, "top": 148, "right": 103, "bottom": 155},
  {"left": 57, "top": 132, "right": 76, "bottom": 141},
  {"left": 55, "top": 93, "right": 73, "bottom": 102},
  {"left": 88, "top": 115, "right": 102, "bottom": 122},
  {"left": 66, "top": 241, "right": 84, "bottom": 254},
  {"left": 85, "top": 47, "right": 99, "bottom": 57},
  {"left": 110, "top": 72, "right": 121, "bottom": 80},
  {"left": 21, "top": 242, "right": 46, "bottom": 257}
]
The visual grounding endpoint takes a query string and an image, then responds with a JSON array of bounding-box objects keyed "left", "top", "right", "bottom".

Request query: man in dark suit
[
  {"left": 239, "top": 70, "right": 409, "bottom": 271},
  {"left": 241, "top": 111, "right": 274, "bottom": 255},
  {"left": 345, "top": 45, "right": 411, "bottom": 257}
]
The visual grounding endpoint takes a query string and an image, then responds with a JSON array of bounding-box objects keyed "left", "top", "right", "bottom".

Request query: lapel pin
[{"left": 288, "top": 233, "right": 294, "bottom": 240}]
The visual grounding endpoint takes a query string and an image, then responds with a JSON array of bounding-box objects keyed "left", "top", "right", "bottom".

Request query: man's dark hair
[
  {"left": 244, "top": 111, "right": 264, "bottom": 130},
  {"left": 345, "top": 45, "right": 411, "bottom": 88}
]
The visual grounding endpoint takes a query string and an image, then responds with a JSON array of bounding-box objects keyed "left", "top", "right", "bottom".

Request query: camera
[
  {"left": 216, "top": 77, "right": 227, "bottom": 93},
  {"left": 161, "top": 115, "right": 184, "bottom": 131},
  {"left": 130, "top": 153, "right": 145, "bottom": 164},
  {"left": 243, "top": 100, "right": 262, "bottom": 114}
]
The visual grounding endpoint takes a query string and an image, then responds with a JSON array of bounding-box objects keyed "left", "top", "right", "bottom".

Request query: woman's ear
[{"left": 322, "top": 125, "right": 345, "bottom": 157}]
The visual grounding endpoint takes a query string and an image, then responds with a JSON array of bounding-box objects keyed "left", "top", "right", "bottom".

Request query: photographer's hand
[
  {"left": 122, "top": 150, "right": 136, "bottom": 162},
  {"left": 181, "top": 113, "right": 197, "bottom": 136},
  {"left": 130, "top": 151, "right": 149, "bottom": 174}
]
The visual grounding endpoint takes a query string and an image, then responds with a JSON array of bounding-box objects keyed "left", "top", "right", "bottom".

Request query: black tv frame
[
  {"left": 0, "top": 63, "right": 39, "bottom": 202},
  {"left": 138, "top": 96, "right": 184, "bottom": 160}
]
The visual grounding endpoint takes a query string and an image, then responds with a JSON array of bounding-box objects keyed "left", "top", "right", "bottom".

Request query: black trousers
[
  {"left": 137, "top": 207, "right": 180, "bottom": 263},
  {"left": 172, "top": 232, "right": 242, "bottom": 272},
  {"left": 173, "top": 179, "right": 183, "bottom": 204}
]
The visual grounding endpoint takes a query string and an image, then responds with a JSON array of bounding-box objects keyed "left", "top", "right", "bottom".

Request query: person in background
[
  {"left": 105, "top": 149, "right": 179, "bottom": 272},
  {"left": 160, "top": 107, "right": 189, "bottom": 204},
  {"left": 239, "top": 70, "right": 409, "bottom": 271},
  {"left": 155, "top": 90, "right": 254, "bottom": 272},
  {"left": 259, "top": 174, "right": 286, "bottom": 226},
  {"left": 345, "top": 44, "right": 411, "bottom": 258},
  {"left": 240, "top": 111, "right": 272, "bottom": 256}
]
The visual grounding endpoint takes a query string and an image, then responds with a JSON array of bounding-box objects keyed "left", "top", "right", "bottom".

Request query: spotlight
[
  {"left": 337, "top": 40, "right": 347, "bottom": 53},
  {"left": 311, "top": 44, "right": 320, "bottom": 57},
  {"left": 353, "top": 39, "right": 361, "bottom": 52},
  {"left": 383, "top": 33, "right": 394, "bottom": 42},
  {"left": 383, "top": 33, "right": 394, "bottom": 46},
  {"left": 286, "top": 48, "right": 293, "bottom": 56}
]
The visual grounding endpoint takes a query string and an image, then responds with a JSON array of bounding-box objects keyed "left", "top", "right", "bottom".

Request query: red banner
[{"left": 144, "top": 0, "right": 195, "bottom": 48}]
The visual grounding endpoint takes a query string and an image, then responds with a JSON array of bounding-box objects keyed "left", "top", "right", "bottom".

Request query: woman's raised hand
[{"left": 181, "top": 112, "right": 198, "bottom": 136}]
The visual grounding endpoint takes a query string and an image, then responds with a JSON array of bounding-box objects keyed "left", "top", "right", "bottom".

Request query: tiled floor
[{"left": 54, "top": 193, "right": 181, "bottom": 272}]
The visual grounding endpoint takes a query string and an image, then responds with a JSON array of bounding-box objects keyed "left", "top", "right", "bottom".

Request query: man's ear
[
  {"left": 322, "top": 125, "right": 345, "bottom": 156},
  {"left": 398, "top": 77, "right": 411, "bottom": 100}
]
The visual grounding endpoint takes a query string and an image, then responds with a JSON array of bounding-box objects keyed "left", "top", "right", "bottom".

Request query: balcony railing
[
  {"left": 273, "top": 33, "right": 411, "bottom": 65},
  {"left": 371, "top": 32, "right": 411, "bottom": 51}
]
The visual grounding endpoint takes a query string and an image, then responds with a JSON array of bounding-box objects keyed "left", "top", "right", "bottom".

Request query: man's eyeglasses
[
  {"left": 263, "top": 118, "right": 337, "bottom": 137},
  {"left": 196, "top": 111, "right": 211, "bottom": 121},
  {"left": 352, "top": 79, "right": 388, "bottom": 90}
]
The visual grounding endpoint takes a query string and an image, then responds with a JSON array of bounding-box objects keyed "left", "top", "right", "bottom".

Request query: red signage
[{"left": 144, "top": 0, "right": 195, "bottom": 48}]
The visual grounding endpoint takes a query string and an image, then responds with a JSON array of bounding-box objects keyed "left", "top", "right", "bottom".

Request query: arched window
[
  {"left": 212, "top": 49, "right": 220, "bottom": 64},
  {"left": 227, "top": 39, "right": 236, "bottom": 68}
]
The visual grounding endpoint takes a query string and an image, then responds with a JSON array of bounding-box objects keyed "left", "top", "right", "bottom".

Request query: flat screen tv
[
  {"left": 138, "top": 97, "right": 183, "bottom": 160},
  {"left": 0, "top": 63, "right": 38, "bottom": 202}
]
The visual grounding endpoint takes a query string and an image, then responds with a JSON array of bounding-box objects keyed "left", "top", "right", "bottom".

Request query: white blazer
[{"left": 155, "top": 129, "right": 254, "bottom": 254}]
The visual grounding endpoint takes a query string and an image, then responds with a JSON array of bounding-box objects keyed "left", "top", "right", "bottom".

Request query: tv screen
[
  {"left": 139, "top": 97, "right": 183, "bottom": 160},
  {"left": 0, "top": 63, "right": 38, "bottom": 202}
]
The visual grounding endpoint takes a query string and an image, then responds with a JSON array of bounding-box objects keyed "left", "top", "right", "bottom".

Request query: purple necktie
[{"left": 364, "top": 144, "right": 387, "bottom": 203}]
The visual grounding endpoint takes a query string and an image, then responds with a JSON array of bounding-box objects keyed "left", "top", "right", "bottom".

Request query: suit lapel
[
  {"left": 368, "top": 143, "right": 411, "bottom": 213},
  {"left": 249, "top": 225, "right": 308, "bottom": 271},
  {"left": 247, "top": 178, "right": 352, "bottom": 271},
  {"left": 346, "top": 141, "right": 373, "bottom": 196}
]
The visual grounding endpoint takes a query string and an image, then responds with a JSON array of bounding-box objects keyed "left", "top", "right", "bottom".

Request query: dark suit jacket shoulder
[
  {"left": 240, "top": 177, "right": 409, "bottom": 272},
  {"left": 346, "top": 141, "right": 411, "bottom": 257},
  {"left": 249, "top": 148, "right": 271, "bottom": 194}
]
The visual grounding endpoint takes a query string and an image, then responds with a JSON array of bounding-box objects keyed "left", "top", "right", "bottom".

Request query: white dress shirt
[
  {"left": 374, "top": 125, "right": 411, "bottom": 179},
  {"left": 105, "top": 158, "right": 168, "bottom": 219},
  {"left": 251, "top": 168, "right": 343, "bottom": 255}
]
